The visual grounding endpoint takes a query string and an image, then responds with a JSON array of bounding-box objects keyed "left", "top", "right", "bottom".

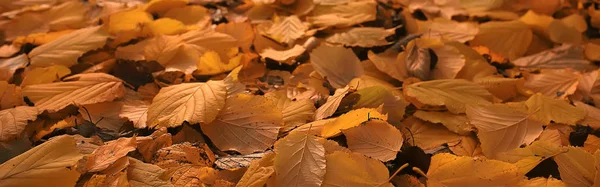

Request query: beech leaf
[{"left": 274, "top": 131, "right": 326, "bottom": 187}]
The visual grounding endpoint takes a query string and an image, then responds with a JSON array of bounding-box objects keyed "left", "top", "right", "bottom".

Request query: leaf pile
[{"left": 0, "top": 0, "right": 600, "bottom": 186}]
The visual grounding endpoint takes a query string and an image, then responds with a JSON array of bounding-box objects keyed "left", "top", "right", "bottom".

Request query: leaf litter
[{"left": 1, "top": 0, "right": 600, "bottom": 186}]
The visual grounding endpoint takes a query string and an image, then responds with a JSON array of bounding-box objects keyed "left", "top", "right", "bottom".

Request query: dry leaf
[
  {"left": 86, "top": 136, "right": 137, "bottom": 172},
  {"left": 418, "top": 19, "right": 479, "bottom": 43},
  {"left": 470, "top": 20, "right": 532, "bottom": 60},
  {"left": 466, "top": 104, "right": 544, "bottom": 157},
  {"left": 517, "top": 177, "right": 566, "bottom": 187},
  {"left": 496, "top": 140, "right": 567, "bottom": 174},
  {"left": 554, "top": 146, "right": 595, "bottom": 187},
  {"left": 309, "top": 45, "right": 363, "bottom": 88},
  {"left": 367, "top": 50, "right": 407, "bottom": 82},
  {"left": 326, "top": 27, "right": 394, "bottom": 47},
  {"left": 170, "top": 166, "right": 218, "bottom": 186},
  {"left": 404, "top": 79, "right": 494, "bottom": 114},
  {"left": 127, "top": 157, "right": 173, "bottom": 187},
  {"left": 265, "top": 90, "right": 315, "bottom": 131},
  {"left": 426, "top": 153, "right": 521, "bottom": 187},
  {"left": 22, "top": 73, "right": 125, "bottom": 113},
  {"left": 0, "top": 135, "right": 82, "bottom": 186},
  {"left": 307, "top": 0, "right": 377, "bottom": 28},
  {"left": 21, "top": 65, "right": 71, "bottom": 87},
  {"left": 0, "top": 54, "right": 28, "bottom": 81},
  {"left": 274, "top": 131, "right": 326, "bottom": 187},
  {"left": 321, "top": 108, "right": 387, "bottom": 138},
  {"left": 147, "top": 80, "right": 227, "bottom": 127},
  {"left": 259, "top": 45, "right": 306, "bottom": 64},
  {"left": 447, "top": 135, "right": 483, "bottom": 157},
  {"left": 314, "top": 86, "right": 350, "bottom": 120},
  {"left": 322, "top": 151, "right": 392, "bottom": 187},
  {"left": 525, "top": 93, "right": 585, "bottom": 125},
  {"left": 201, "top": 94, "right": 282, "bottom": 154},
  {"left": 28, "top": 26, "right": 109, "bottom": 68},
  {"left": 266, "top": 15, "right": 307, "bottom": 45},
  {"left": 399, "top": 116, "right": 461, "bottom": 151},
  {"left": 0, "top": 81, "right": 25, "bottom": 110},
  {"left": 413, "top": 110, "right": 474, "bottom": 135},
  {"left": 522, "top": 69, "right": 580, "bottom": 99},
  {"left": 574, "top": 101, "right": 600, "bottom": 129},
  {"left": 342, "top": 120, "right": 402, "bottom": 162},
  {"left": 512, "top": 44, "right": 592, "bottom": 71}
]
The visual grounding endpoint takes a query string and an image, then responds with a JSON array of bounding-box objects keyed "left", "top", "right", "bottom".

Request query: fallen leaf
[
  {"left": 367, "top": 50, "right": 407, "bottom": 81},
  {"left": 0, "top": 81, "right": 24, "bottom": 110},
  {"left": 426, "top": 153, "right": 521, "bottom": 187},
  {"left": 326, "top": 27, "right": 394, "bottom": 47},
  {"left": 28, "top": 26, "right": 109, "bottom": 68},
  {"left": 470, "top": 20, "right": 532, "bottom": 60},
  {"left": 306, "top": 0, "right": 376, "bottom": 28},
  {"left": 0, "top": 135, "right": 82, "bottom": 186},
  {"left": 418, "top": 19, "right": 479, "bottom": 43},
  {"left": 413, "top": 110, "right": 474, "bottom": 135},
  {"left": 525, "top": 93, "right": 585, "bottom": 125},
  {"left": 321, "top": 108, "right": 386, "bottom": 138},
  {"left": 322, "top": 151, "right": 392, "bottom": 187},
  {"left": 554, "top": 146, "right": 595, "bottom": 187},
  {"left": 201, "top": 94, "right": 282, "bottom": 154},
  {"left": 314, "top": 86, "right": 350, "bottom": 120},
  {"left": 86, "top": 136, "right": 137, "bottom": 172},
  {"left": 127, "top": 157, "right": 173, "bottom": 187},
  {"left": 404, "top": 79, "right": 494, "bottom": 114},
  {"left": 342, "top": 119, "right": 403, "bottom": 162},
  {"left": 496, "top": 140, "right": 567, "bottom": 174},
  {"left": 265, "top": 90, "right": 316, "bottom": 132},
  {"left": 574, "top": 101, "right": 600, "bottom": 129},
  {"left": 517, "top": 177, "right": 566, "bottom": 187},
  {"left": 259, "top": 45, "right": 306, "bottom": 65},
  {"left": 512, "top": 44, "right": 592, "bottom": 71},
  {"left": 309, "top": 45, "right": 363, "bottom": 88},
  {"left": 522, "top": 69, "right": 580, "bottom": 99},
  {"left": 21, "top": 65, "right": 71, "bottom": 87},
  {"left": 399, "top": 116, "right": 462, "bottom": 151},
  {"left": 22, "top": 73, "right": 125, "bottom": 113},
  {"left": 0, "top": 54, "right": 28, "bottom": 81},
  {"left": 274, "top": 131, "right": 326, "bottom": 187},
  {"left": 147, "top": 80, "right": 227, "bottom": 127},
  {"left": 466, "top": 104, "right": 544, "bottom": 157}
]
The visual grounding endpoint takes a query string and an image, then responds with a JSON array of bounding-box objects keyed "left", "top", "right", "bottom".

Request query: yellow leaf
[
  {"left": 0, "top": 81, "right": 25, "bottom": 110},
  {"left": 404, "top": 79, "right": 494, "bottom": 114},
  {"left": 322, "top": 151, "right": 392, "bottom": 187},
  {"left": 147, "top": 80, "right": 227, "bottom": 127},
  {"left": 496, "top": 140, "right": 567, "bottom": 174},
  {"left": 584, "top": 135, "right": 600, "bottom": 154},
  {"left": 144, "top": 18, "right": 187, "bottom": 36},
  {"left": 449, "top": 41, "right": 496, "bottom": 81},
  {"left": 28, "top": 26, "right": 109, "bottom": 68},
  {"left": 274, "top": 131, "right": 326, "bottom": 187},
  {"left": 0, "top": 106, "right": 38, "bottom": 142},
  {"left": 326, "top": 27, "right": 394, "bottom": 47},
  {"left": 426, "top": 153, "right": 521, "bottom": 187},
  {"left": 86, "top": 136, "right": 137, "bottom": 172},
  {"left": 13, "top": 29, "right": 74, "bottom": 46},
  {"left": 307, "top": 0, "right": 377, "bottom": 28},
  {"left": 201, "top": 94, "right": 283, "bottom": 154},
  {"left": 22, "top": 73, "right": 125, "bottom": 113},
  {"left": 310, "top": 45, "right": 363, "bottom": 88},
  {"left": 259, "top": 45, "right": 306, "bottom": 65},
  {"left": 447, "top": 135, "right": 483, "bottom": 157},
  {"left": 555, "top": 146, "right": 595, "bottom": 187},
  {"left": 33, "top": 116, "right": 76, "bottom": 142},
  {"left": 574, "top": 101, "right": 600, "bottom": 129},
  {"left": 216, "top": 22, "right": 254, "bottom": 52},
  {"left": 237, "top": 152, "right": 276, "bottom": 187},
  {"left": 164, "top": 5, "right": 208, "bottom": 25},
  {"left": 470, "top": 20, "right": 532, "bottom": 60},
  {"left": 144, "top": 0, "right": 188, "bottom": 15},
  {"left": 342, "top": 120, "right": 402, "bottom": 162},
  {"left": 475, "top": 76, "right": 522, "bottom": 102},
  {"left": 290, "top": 118, "right": 336, "bottom": 136},
  {"left": 127, "top": 157, "right": 173, "bottom": 187},
  {"left": 320, "top": 108, "right": 386, "bottom": 138},
  {"left": 525, "top": 93, "right": 585, "bottom": 125},
  {"left": 170, "top": 166, "right": 218, "bottom": 186},
  {"left": 517, "top": 177, "right": 566, "bottom": 187},
  {"left": 367, "top": 50, "right": 407, "bottom": 81},
  {"left": 522, "top": 69, "right": 580, "bottom": 99},
  {"left": 0, "top": 135, "right": 82, "bottom": 186},
  {"left": 108, "top": 8, "right": 153, "bottom": 34},
  {"left": 399, "top": 117, "right": 461, "bottom": 151},
  {"left": 196, "top": 51, "right": 242, "bottom": 76},
  {"left": 314, "top": 86, "right": 350, "bottom": 120},
  {"left": 585, "top": 42, "right": 600, "bottom": 61},
  {"left": 418, "top": 19, "right": 479, "bottom": 43},
  {"left": 119, "top": 91, "right": 150, "bottom": 128},
  {"left": 265, "top": 90, "right": 316, "bottom": 132},
  {"left": 413, "top": 110, "right": 473, "bottom": 135},
  {"left": 21, "top": 65, "right": 71, "bottom": 87},
  {"left": 466, "top": 104, "right": 544, "bottom": 157}
]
